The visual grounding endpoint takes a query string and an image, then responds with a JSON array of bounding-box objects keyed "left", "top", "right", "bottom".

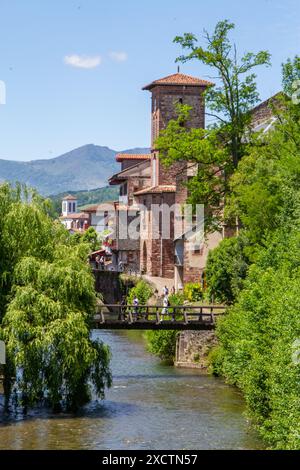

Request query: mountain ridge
[{"left": 0, "top": 144, "right": 150, "bottom": 196}]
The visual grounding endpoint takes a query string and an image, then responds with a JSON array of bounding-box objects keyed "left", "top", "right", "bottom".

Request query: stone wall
[
  {"left": 175, "top": 330, "right": 218, "bottom": 370},
  {"left": 93, "top": 270, "right": 124, "bottom": 304}
]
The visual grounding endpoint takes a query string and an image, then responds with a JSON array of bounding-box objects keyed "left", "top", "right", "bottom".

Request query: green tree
[
  {"left": 209, "top": 58, "right": 300, "bottom": 449},
  {"left": 127, "top": 279, "right": 153, "bottom": 305},
  {"left": 81, "top": 226, "right": 100, "bottom": 251},
  {"left": 282, "top": 55, "right": 300, "bottom": 97},
  {"left": 206, "top": 235, "right": 250, "bottom": 304},
  {"left": 156, "top": 20, "right": 270, "bottom": 231},
  {"left": 174, "top": 19, "right": 271, "bottom": 167},
  {"left": 0, "top": 183, "right": 111, "bottom": 411},
  {"left": 212, "top": 229, "right": 300, "bottom": 449}
]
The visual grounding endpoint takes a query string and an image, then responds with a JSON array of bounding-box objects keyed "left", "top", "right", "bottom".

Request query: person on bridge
[
  {"left": 119, "top": 296, "right": 127, "bottom": 321},
  {"left": 99, "top": 255, "right": 105, "bottom": 270},
  {"left": 133, "top": 296, "right": 139, "bottom": 320},
  {"left": 161, "top": 295, "right": 169, "bottom": 322},
  {"left": 95, "top": 255, "right": 100, "bottom": 270}
]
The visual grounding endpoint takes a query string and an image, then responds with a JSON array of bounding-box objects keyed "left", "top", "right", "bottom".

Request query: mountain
[{"left": 0, "top": 144, "right": 150, "bottom": 196}]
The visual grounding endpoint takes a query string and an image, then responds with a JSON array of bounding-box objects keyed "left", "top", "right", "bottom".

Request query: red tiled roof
[
  {"left": 83, "top": 203, "right": 114, "bottom": 212},
  {"left": 60, "top": 212, "right": 89, "bottom": 219},
  {"left": 116, "top": 153, "right": 151, "bottom": 162},
  {"left": 143, "top": 73, "right": 214, "bottom": 90},
  {"left": 62, "top": 195, "right": 77, "bottom": 201},
  {"left": 134, "top": 185, "right": 176, "bottom": 196}
]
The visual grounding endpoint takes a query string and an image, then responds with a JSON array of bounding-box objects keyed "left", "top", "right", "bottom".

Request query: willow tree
[{"left": 0, "top": 183, "right": 111, "bottom": 411}]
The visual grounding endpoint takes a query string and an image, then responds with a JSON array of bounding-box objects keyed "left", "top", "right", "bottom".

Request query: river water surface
[{"left": 0, "top": 331, "right": 263, "bottom": 449}]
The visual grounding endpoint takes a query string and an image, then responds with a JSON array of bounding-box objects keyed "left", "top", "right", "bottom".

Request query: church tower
[
  {"left": 142, "top": 72, "right": 213, "bottom": 186},
  {"left": 135, "top": 72, "right": 213, "bottom": 279}
]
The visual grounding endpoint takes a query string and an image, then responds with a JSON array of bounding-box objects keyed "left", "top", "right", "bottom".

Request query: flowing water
[{"left": 0, "top": 331, "right": 263, "bottom": 449}]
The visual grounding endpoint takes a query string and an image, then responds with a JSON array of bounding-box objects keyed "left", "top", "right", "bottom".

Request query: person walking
[
  {"left": 99, "top": 255, "right": 105, "bottom": 270},
  {"left": 95, "top": 255, "right": 100, "bottom": 270},
  {"left": 133, "top": 296, "right": 139, "bottom": 321},
  {"left": 163, "top": 286, "right": 169, "bottom": 297},
  {"left": 119, "top": 296, "right": 127, "bottom": 321},
  {"left": 161, "top": 295, "right": 169, "bottom": 322}
]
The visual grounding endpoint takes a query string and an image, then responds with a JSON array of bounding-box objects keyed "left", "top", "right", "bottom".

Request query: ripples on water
[{"left": 0, "top": 330, "right": 263, "bottom": 450}]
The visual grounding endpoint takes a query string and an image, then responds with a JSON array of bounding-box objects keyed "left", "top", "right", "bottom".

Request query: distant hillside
[
  {"left": 49, "top": 186, "right": 119, "bottom": 216},
  {"left": 0, "top": 144, "right": 150, "bottom": 196}
]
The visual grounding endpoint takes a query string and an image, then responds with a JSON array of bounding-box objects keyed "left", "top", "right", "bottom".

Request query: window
[
  {"left": 68, "top": 202, "right": 72, "bottom": 212},
  {"left": 73, "top": 202, "right": 76, "bottom": 212}
]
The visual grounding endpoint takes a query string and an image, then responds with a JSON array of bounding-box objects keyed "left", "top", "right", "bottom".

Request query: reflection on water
[{"left": 0, "top": 331, "right": 263, "bottom": 449}]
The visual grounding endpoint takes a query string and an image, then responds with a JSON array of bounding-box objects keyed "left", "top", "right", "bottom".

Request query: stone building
[
  {"left": 59, "top": 195, "right": 89, "bottom": 232},
  {"left": 108, "top": 71, "right": 280, "bottom": 289},
  {"left": 109, "top": 72, "right": 218, "bottom": 286}
]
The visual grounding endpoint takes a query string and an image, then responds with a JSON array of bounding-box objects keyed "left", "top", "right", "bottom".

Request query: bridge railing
[{"left": 95, "top": 304, "right": 226, "bottom": 325}]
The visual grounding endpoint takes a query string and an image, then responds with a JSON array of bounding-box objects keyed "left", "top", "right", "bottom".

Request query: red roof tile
[
  {"left": 62, "top": 195, "right": 77, "bottom": 201},
  {"left": 134, "top": 185, "right": 176, "bottom": 196},
  {"left": 143, "top": 73, "right": 214, "bottom": 90},
  {"left": 116, "top": 153, "right": 151, "bottom": 162},
  {"left": 60, "top": 212, "right": 89, "bottom": 219}
]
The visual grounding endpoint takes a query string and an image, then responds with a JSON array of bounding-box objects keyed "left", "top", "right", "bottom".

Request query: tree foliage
[
  {"left": 0, "top": 183, "right": 111, "bottom": 411},
  {"left": 206, "top": 235, "right": 250, "bottom": 304},
  {"left": 146, "top": 330, "right": 178, "bottom": 362},
  {"left": 209, "top": 57, "right": 300, "bottom": 449},
  {"left": 126, "top": 279, "right": 153, "bottom": 305},
  {"left": 174, "top": 19, "right": 271, "bottom": 167},
  {"left": 156, "top": 20, "right": 271, "bottom": 231}
]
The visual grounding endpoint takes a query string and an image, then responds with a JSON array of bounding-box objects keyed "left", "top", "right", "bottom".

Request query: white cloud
[
  {"left": 64, "top": 54, "right": 102, "bottom": 69},
  {"left": 109, "top": 51, "right": 128, "bottom": 62}
]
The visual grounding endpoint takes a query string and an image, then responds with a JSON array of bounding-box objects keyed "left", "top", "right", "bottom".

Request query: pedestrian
[
  {"left": 163, "top": 285, "right": 169, "bottom": 297},
  {"left": 119, "top": 296, "right": 127, "bottom": 321},
  {"left": 133, "top": 296, "right": 139, "bottom": 321},
  {"left": 118, "top": 260, "right": 124, "bottom": 272},
  {"left": 99, "top": 255, "right": 105, "bottom": 270},
  {"left": 171, "top": 286, "right": 175, "bottom": 295},
  {"left": 95, "top": 255, "right": 100, "bottom": 270},
  {"left": 161, "top": 295, "right": 169, "bottom": 322}
]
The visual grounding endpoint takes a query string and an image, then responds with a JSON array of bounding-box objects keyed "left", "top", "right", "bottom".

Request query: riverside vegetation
[
  {"left": 155, "top": 20, "right": 300, "bottom": 449},
  {"left": 0, "top": 183, "right": 111, "bottom": 412}
]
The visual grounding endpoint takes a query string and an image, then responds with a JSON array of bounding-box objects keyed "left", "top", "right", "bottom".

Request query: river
[{"left": 0, "top": 330, "right": 263, "bottom": 450}]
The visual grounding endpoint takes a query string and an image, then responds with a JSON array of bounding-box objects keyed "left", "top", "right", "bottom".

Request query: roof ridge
[{"left": 143, "top": 72, "right": 214, "bottom": 90}]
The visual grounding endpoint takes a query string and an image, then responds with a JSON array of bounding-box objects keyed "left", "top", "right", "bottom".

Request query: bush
[
  {"left": 206, "top": 235, "right": 250, "bottom": 304},
  {"left": 146, "top": 330, "right": 178, "bottom": 362},
  {"left": 212, "top": 229, "right": 300, "bottom": 449},
  {"left": 126, "top": 279, "right": 153, "bottom": 305},
  {"left": 183, "top": 282, "right": 203, "bottom": 302}
]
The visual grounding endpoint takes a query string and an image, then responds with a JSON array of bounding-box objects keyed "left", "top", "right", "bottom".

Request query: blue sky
[{"left": 0, "top": 0, "right": 299, "bottom": 161}]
